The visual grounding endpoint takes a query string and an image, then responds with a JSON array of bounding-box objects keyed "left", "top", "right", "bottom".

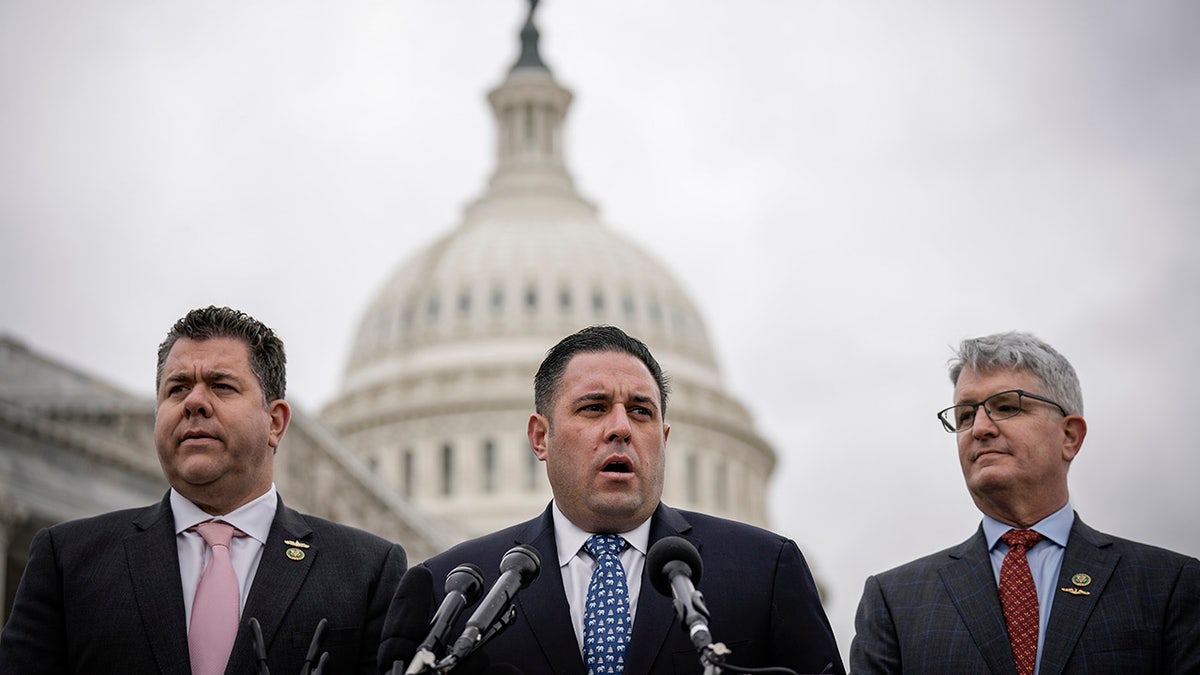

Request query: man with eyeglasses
[{"left": 849, "top": 331, "right": 1199, "bottom": 674}]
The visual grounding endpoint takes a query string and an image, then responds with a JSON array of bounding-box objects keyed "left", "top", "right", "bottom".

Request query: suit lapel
[
  {"left": 227, "top": 497, "right": 316, "bottom": 675},
  {"left": 624, "top": 504, "right": 694, "bottom": 675},
  {"left": 512, "top": 508, "right": 587, "bottom": 674},
  {"left": 938, "top": 528, "right": 1016, "bottom": 675},
  {"left": 1037, "top": 517, "right": 1118, "bottom": 675},
  {"left": 126, "top": 493, "right": 191, "bottom": 674}
]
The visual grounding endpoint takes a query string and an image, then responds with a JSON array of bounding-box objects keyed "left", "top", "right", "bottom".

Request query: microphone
[
  {"left": 405, "top": 563, "right": 486, "bottom": 674},
  {"left": 249, "top": 617, "right": 270, "bottom": 675},
  {"left": 299, "top": 618, "right": 328, "bottom": 675},
  {"left": 443, "top": 545, "right": 541, "bottom": 664},
  {"left": 647, "top": 536, "right": 712, "bottom": 651}
]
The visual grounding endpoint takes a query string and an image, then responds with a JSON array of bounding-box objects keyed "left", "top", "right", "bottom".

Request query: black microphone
[
  {"left": 299, "top": 618, "right": 328, "bottom": 675},
  {"left": 405, "top": 563, "right": 485, "bottom": 674},
  {"left": 248, "top": 617, "right": 270, "bottom": 675},
  {"left": 647, "top": 536, "right": 712, "bottom": 651},
  {"left": 444, "top": 545, "right": 541, "bottom": 663}
]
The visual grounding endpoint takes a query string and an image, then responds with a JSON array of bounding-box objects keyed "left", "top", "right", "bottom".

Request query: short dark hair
[
  {"left": 156, "top": 306, "right": 287, "bottom": 404},
  {"left": 533, "top": 325, "right": 670, "bottom": 416}
]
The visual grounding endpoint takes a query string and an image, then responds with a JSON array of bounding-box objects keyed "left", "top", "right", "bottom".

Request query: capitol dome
[{"left": 321, "top": 6, "right": 776, "bottom": 539}]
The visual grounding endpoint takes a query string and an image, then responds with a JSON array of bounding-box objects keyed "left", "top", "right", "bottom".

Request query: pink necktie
[
  {"left": 999, "top": 529, "right": 1043, "bottom": 675},
  {"left": 189, "top": 521, "right": 243, "bottom": 675}
]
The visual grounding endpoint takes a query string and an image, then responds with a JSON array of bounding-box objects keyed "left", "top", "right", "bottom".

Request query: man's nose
[
  {"left": 971, "top": 405, "right": 998, "bottom": 438},
  {"left": 183, "top": 386, "right": 212, "bottom": 417},
  {"left": 606, "top": 406, "right": 632, "bottom": 443}
]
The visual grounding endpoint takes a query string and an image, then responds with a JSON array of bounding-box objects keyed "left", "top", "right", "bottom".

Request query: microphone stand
[
  {"left": 299, "top": 618, "right": 329, "bottom": 675},
  {"left": 249, "top": 617, "right": 271, "bottom": 675}
]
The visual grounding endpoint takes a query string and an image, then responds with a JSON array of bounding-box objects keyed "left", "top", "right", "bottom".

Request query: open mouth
[{"left": 602, "top": 460, "right": 632, "bottom": 474}]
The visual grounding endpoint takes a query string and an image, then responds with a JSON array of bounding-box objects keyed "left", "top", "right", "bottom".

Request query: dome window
[
  {"left": 482, "top": 439, "right": 497, "bottom": 493},
  {"left": 402, "top": 448, "right": 414, "bottom": 499},
  {"left": 440, "top": 443, "right": 454, "bottom": 496},
  {"left": 558, "top": 287, "right": 572, "bottom": 312},
  {"left": 524, "top": 286, "right": 538, "bottom": 310},
  {"left": 491, "top": 286, "right": 505, "bottom": 313},
  {"left": 458, "top": 291, "right": 472, "bottom": 316}
]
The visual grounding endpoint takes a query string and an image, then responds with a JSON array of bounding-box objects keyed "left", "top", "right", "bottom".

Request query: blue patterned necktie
[{"left": 583, "top": 534, "right": 631, "bottom": 675}]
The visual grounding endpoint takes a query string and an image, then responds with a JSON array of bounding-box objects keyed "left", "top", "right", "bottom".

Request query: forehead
[
  {"left": 163, "top": 336, "right": 253, "bottom": 373},
  {"left": 954, "top": 367, "right": 1044, "bottom": 402},
  {"left": 558, "top": 351, "right": 659, "bottom": 399}
]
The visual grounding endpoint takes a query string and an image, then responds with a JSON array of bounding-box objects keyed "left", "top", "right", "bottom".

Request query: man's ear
[
  {"left": 1061, "top": 415, "right": 1087, "bottom": 463},
  {"left": 527, "top": 413, "right": 549, "bottom": 461},
  {"left": 268, "top": 399, "right": 291, "bottom": 451}
]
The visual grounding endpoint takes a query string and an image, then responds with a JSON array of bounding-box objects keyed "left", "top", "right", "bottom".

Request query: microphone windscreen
[
  {"left": 499, "top": 545, "right": 541, "bottom": 586},
  {"left": 646, "top": 536, "right": 704, "bottom": 597},
  {"left": 377, "top": 565, "right": 435, "bottom": 671},
  {"left": 445, "top": 563, "right": 485, "bottom": 602}
]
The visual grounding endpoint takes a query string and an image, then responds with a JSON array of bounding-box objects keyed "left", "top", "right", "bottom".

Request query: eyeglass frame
[{"left": 937, "top": 389, "right": 1069, "bottom": 433}]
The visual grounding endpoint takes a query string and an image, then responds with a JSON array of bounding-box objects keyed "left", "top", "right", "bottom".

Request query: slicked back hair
[
  {"left": 949, "top": 330, "right": 1083, "bottom": 416},
  {"left": 534, "top": 325, "right": 670, "bottom": 417},
  {"left": 156, "top": 306, "right": 287, "bottom": 405}
]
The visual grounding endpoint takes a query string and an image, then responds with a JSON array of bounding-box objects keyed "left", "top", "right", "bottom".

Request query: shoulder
[
  {"left": 671, "top": 508, "right": 791, "bottom": 544},
  {"left": 1074, "top": 520, "right": 1200, "bottom": 571},
  {"left": 40, "top": 502, "right": 164, "bottom": 542},
  {"left": 286, "top": 508, "right": 404, "bottom": 561},
  {"left": 424, "top": 520, "right": 533, "bottom": 566},
  {"left": 868, "top": 535, "right": 980, "bottom": 587},
  {"left": 417, "top": 515, "right": 551, "bottom": 582},
  {"left": 665, "top": 508, "right": 805, "bottom": 568}
]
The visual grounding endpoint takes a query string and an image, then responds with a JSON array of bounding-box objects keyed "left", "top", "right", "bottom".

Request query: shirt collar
[
  {"left": 983, "top": 501, "right": 1074, "bottom": 551},
  {"left": 550, "top": 500, "right": 652, "bottom": 567},
  {"left": 170, "top": 484, "right": 278, "bottom": 546}
]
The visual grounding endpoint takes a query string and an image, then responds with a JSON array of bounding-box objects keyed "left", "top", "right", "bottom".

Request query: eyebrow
[
  {"left": 161, "top": 369, "right": 242, "bottom": 387},
  {"left": 571, "top": 391, "right": 659, "bottom": 413}
]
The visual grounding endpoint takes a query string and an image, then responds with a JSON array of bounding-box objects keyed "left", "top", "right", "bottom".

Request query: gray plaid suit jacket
[{"left": 849, "top": 515, "right": 1200, "bottom": 674}]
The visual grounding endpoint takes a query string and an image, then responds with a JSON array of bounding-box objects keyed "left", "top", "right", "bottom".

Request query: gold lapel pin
[
  {"left": 284, "top": 539, "right": 311, "bottom": 549},
  {"left": 1071, "top": 573, "right": 1092, "bottom": 587},
  {"left": 1060, "top": 586, "right": 1091, "bottom": 596},
  {"left": 286, "top": 547, "right": 306, "bottom": 561}
]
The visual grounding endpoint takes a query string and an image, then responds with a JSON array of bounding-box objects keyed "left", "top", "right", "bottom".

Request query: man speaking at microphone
[
  {"left": 0, "top": 306, "right": 406, "bottom": 674},
  {"left": 378, "top": 325, "right": 844, "bottom": 674}
]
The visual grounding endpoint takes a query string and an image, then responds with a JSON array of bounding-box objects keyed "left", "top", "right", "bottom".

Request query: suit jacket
[
  {"left": 378, "top": 502, "right": 844, "bottom": 675},
  {"left": 0, "top": 492, "right": 407, "bottom": 675},
  {"left": 849, "top": 515, "right": 1200, "bottom": 674}
]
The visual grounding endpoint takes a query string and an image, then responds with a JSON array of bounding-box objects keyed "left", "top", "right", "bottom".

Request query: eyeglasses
[{"left": 937, "top": 389, "right": 1068, "bottom": 433}]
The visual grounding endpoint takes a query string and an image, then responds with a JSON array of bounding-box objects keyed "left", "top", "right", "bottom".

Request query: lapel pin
[
  {"left": 1070, "top": 573, "right": 1092, "bottom": 587},
  {"left": 1060, "top": 586, "right": 1091, "bottom": 596},
  {"left": 286, "top": 547, "right": 306, "bottom": 561},
  {"left": 284, "top": 539, "right": 311, "bottom": 549}
]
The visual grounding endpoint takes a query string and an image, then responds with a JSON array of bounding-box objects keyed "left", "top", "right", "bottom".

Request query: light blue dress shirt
[{"left": 982, "top": 502, "right": 1074, "bottom": 675}]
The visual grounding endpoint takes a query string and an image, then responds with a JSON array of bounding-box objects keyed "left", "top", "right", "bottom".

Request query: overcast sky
[{"left": 3, "top": 1, "right": 1198, "bottom": 663}]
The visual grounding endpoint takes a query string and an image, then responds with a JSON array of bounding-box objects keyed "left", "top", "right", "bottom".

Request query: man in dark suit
[
  {"left": 0, "top": 306, "right": 406, "bottom": 675},
  {"left": 850, "top": 331, "right": 1200, "bottom": 674},
  {"left": 379, "top": 325, "right": 843, "bottom": 675}
]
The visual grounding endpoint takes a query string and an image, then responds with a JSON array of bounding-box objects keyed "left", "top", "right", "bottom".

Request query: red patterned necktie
[
  {"left": 999, "top": 529, "right": 1042, "bottom": 675},
  {"left": 189, "top": 521, "right": 244, "bottom": 675}
]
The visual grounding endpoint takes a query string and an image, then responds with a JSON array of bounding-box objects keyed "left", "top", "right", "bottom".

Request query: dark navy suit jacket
[
  {"left": 0, "top": 492, "right": 406, "bottom": 675},
  {"left": 378, "top": 502, "right": 844, "bottom": 675},
  {"left": 850, "top": 515, "right": 1200, "bottom": 674}
]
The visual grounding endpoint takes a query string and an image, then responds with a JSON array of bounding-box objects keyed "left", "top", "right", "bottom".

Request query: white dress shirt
[
  {"left": 172, "top": 485, "right": 278, "bottom": 628},
  {"left": 551, "top": 501, "right": 652, "bottom": 651}
]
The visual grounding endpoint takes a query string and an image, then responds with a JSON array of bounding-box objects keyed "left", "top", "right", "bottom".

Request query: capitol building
[{"left": 0, "top": 5, "right": 778, "bottom": 619}]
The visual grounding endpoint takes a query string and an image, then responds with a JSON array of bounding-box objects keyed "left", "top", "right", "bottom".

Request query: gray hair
[{"left": 948, "top": 331, "right": 1083, "bottom": 415}]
